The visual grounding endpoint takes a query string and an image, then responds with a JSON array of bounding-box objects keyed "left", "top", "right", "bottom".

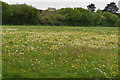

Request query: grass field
[{"left": 2, "top": 25, "right": 118, "bottom": 78}]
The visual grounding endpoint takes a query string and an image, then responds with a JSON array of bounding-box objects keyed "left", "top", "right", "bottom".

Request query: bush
[
  {"left": 1, "top": 1, "right": 119, "bottom": 27},
  {"left": 2, "top": 3, "right": 41, "bottom": 25},
  {"left": 115, "top": 19, "right": 120, "bottom": 27},
  {"left": 40, "top": 10, "right": 65, "bottom": 26},
  {"left": 2, "top": 1, "right": 12, "bottom": 25}
]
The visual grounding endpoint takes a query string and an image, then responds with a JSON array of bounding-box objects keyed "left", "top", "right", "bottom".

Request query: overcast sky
[{"left": 2, "top": 0, "right": 120, "bottom": 10}]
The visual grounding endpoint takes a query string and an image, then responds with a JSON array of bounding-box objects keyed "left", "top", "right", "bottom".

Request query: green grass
[{"left": 2, "top": 25, "right": 118, "bottom": 78}]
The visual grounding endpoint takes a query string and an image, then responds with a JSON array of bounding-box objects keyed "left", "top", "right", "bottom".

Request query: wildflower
[{"left": 20, "top": 53, "right": 24, "bottom": 55}]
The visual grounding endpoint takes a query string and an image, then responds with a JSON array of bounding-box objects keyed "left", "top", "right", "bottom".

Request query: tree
[
  {"left": 115, "top": 19, "right": 120, "bottom": 26},
  {"left": 104, "top": 2, "right": 118, "bottom": 14},
  {"left": 0, "top": 1, "right": 2, "bottom": 25},
  {"left": 40, "top": 10, "right": 65, "bottom": 26},
  {"left": 87, "top": 3, "right": 96, "bottom": 12},
  {"left": 2, "top": 1, "right": 12, "bottom": 24},
  {"left": 59, "top": 8, "right": 78, "bottom": 25},
  {"left": 96, "top": 9, "right": 104, "bottom": 13},
  {"left": 93, "top": 13, "right": 102, "bottom": 26},
  {"left": 65, "top": 9, "right": 82, "bottom": 26},
  {"left": 1, "top": 1, "right": 119, "bottom": 27},
  {"left": 9, "top": 4, "right": 40, "bottom": 25},
  {"left": 59, "top": 8, "right": 94, "bottom": 26},
  {"left": 101, "top": 12, "right": 118, "bottom": 26},
  {"left": 46, "top": 7, "right": 56, "bottom": 11},
  {"left": 75, "top": 8, "right": 94, "bottom": 26}
]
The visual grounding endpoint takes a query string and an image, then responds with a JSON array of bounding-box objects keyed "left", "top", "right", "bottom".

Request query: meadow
[{"left": 2, "top": 25, "right": 118, "bottom": 78}]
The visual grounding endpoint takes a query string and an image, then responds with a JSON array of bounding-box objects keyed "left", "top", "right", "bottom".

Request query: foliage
[
  {"left": 115, "top": 19, "right": 120, "bottom": 26},
  {"left": 2, "top": 2, "right": 40, "bottom": 25},
  {"left": 101, "top": 12, "right": 118, "bottom": 26},
  {"left": 2, "top": 1, "right": 12, "bottom": 24},
  {"left": 104, "top": 2, "right": 118, "bottom": 14},
  {"left": 59, "top": 8, "right": 94, "bottom": 26},
  {"left": 1, "top": 1, "right": 120, "bottom": 27},
  {"left": 75, "top": 8, "right": 94, "bottom": 26},
  {"left": 10, "top": 4, "right": 40, "bottom": 25},
  {"left": 59, "top": 8, "right": 82, "bottom": 26},
  {"left": 93, "top": 13, "right": 102, "bottom": 26},
  {"left": 40, "top": 9, "right": 65, "bottom": 26},
  {"left": 87, "top": 3, "right": 96, "bottom": 12}
]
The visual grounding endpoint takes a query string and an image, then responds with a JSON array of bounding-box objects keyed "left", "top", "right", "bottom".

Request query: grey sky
[{"left": 2, "top": 0, "right": 120, "bottom": 10}]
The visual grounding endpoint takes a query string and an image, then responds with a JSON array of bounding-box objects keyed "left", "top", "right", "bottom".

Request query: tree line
[{"left": 1, "top": 1, "right": 120, "bottom": 26}]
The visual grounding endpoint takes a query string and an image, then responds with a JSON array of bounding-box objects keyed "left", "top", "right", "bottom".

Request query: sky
[{"left": 2, "top": 0, "right": 120, "bottom": 10}]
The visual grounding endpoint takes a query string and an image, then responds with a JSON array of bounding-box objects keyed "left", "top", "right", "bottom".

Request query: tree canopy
[
  {"left": 87, "top": 3, "right": 96, "bottom": 12},
  {"left": 104, "top": 2, "right": 118, "bottom": 14},
  {"left": 1, "top": 1, "right": 120, "bottom": 27}
]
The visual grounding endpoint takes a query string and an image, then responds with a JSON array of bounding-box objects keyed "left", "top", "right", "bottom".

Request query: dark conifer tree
[
  {"left": 104, "top": 2, "right": 118, "bottom": 14},
  {"left": 87, "top": 3, "right": 96, "bottom": 12}
]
